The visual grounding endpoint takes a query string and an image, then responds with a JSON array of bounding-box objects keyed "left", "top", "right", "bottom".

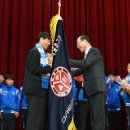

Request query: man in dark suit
[
  {"left": 70, "top": 35, "right": 107, "bottom": 130},
  {"left": 23, "top": 32, "right": 52, "bottom": 130}
]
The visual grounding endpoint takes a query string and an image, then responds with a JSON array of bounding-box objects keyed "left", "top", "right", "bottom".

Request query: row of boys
[
  {"left": 105, "top": 63, "right": 130, "bottom": 130},
  {"left": 0, "top": 61, "right": 130, "bottom": 130},
  {"left": 72, "top": 62, "right": 130, "bottom": 130},
  {"left": 0, "top": 73, "right": 28, "bottom": 130},
  {"left": 0, "top": 51, "right": 53, "bottom": 130}
]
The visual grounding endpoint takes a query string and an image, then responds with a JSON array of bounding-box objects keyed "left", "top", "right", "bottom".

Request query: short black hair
[
  {"left": 46, "top": 49, "right": 52, "bottom": 53},
  {"left": 5, "top": 74, "right": 15, "bottom": 80},
  {"left": 37, "top": 32, "right": 51, "bottom": 42},
  {"left": 0, "top": 73, "right": 4, "bottom": 76},
  {"left": 107, "top": 71, "right": 117, "bottom": 77},
  {"left": 79, "top": 35, "right": 91, "bottom": 43}
]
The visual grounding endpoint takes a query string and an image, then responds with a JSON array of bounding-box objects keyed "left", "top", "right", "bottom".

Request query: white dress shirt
[{"left": 84, "top": 46, "right": 91, "bottom": 58}]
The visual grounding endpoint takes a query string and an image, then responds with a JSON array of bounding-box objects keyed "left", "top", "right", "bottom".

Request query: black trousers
[
  {"left": 77, "top": 102, "right": 92, "bottom": 130},
  {"left": 126, "top": 106, "right": 130, "bottom": 130},
  {"left": 108, "top": 111, "right": 121, "bottom": 130},
  {"left": 87, "top": 92, "right": 106, "bottom": 130},
  {"left": 26, "top": 93, "right": 47, "bottom": 130},
  {"left": 1, "top": 113, "right": 16, "bottom": 130},
  {"left": 22, "top": 109, "right": 28, "bottom": 130},
  {"left": 105, "top": 104, "right": 109, "bottom": 130},
  {"left": 74, "top": 102, "right": 79, "bottom": 128},
  {"left": 0, "top": 116, "right": 1, "bottom": 130}
]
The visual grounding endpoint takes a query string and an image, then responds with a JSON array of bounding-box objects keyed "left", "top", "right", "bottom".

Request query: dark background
[{"left": 0, "top": 0, "right": 130, "bottom": 129}]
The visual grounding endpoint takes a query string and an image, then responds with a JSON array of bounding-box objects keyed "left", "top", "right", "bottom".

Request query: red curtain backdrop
[{"left": 0, "top": 0, "right": 130, "bottom": 130}]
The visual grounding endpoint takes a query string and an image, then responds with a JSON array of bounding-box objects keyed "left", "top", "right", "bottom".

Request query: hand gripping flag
[{"left": 47, "top": 3, "right": 76, "bottom": 130}]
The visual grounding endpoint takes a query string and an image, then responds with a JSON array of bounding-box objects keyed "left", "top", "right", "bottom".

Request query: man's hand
[
  {"left": 115, "top": 76, "right": 122, "bottom": 83},
  {"left": 15, "top": 112, "right": 19, "bottom": 118}
]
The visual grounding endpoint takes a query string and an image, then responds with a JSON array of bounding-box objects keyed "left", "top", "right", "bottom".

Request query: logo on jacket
[
  {"left": 50, "top": 66, "right": 72, "bottom": 97},
  {"left": 3, "top": 91, "right": 7, "bottom": 95}
]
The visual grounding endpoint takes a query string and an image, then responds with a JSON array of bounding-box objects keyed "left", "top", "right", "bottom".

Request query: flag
[{"left": 47, "top": 10, "right": 76, "bottom": 130}]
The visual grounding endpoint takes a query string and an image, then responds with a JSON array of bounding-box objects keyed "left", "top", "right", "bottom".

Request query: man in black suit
[
  {"left": 23, "top": 32, "right": 52, "bottom": 130},
  {"left": 70, "top": 35, "right": 107, "bottom": 130}
]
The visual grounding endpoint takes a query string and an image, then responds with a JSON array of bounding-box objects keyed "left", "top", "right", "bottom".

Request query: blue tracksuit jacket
[
  {"left": 0, "top": 84, "right": 20, "bottom": 113},
  {"left": 107, "top": 82, "right": 121, "bottom": 111},
  {"left": 0, "top": 83, "right": 4, "bottom": 88},
  {"left": 72, "top": 79, "right": 87, "bottom": 102}
]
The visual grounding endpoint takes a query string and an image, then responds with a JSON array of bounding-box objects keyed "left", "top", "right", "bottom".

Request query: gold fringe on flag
[
  {"left": 50, "top": 0, "right": 62, "bottom": 55},
  {"left": 50, "top": 15, "right": 62, "bottom": 44}
]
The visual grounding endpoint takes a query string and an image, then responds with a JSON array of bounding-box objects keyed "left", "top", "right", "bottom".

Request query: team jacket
[
  {"left": 107, "top": 82, "right": 121, "bottom": 111},
  {"left": 0, "top": 83, "right": 4, "bottom": 88},
  {"left": 0, "top": 84, "right": 20, "bottom": 113},
  {"left": 72, "top": 79, "right": 87, "bottom": 102},
  {"left": 20, "top": 87, "right": 28, "bottom": 109}
]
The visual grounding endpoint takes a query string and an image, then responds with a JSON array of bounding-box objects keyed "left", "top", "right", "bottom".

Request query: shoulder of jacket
[
  {"left": 13, "top": 87, "right": 19, "bottom": 94},
  {"left": 92, "top": 48, "right": 100, "bottom": 52},
  {"left": 12, "top": 85, "right": 18, "bottom": 90},
  {"left": 27, "top": 48, "right": 39, "bottom": 57},
  {"left": 29, "top": 47, "right": 39, "bottom": 53},
  {"left": 89, "top": 47, "right": 100, "bottom": 54}
]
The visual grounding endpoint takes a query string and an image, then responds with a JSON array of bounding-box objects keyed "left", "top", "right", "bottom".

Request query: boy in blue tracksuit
[
  {"left": 0, "top": 73, "right": 4, "bottom": 130},
  {"left": 107, "top": 71, "right": 122, "bottom": 130},
  {"left": 20, "top": 86, "right": 28, "bottom": 130},
  {"left": 115, "top": 63, "right": 130, "bottom": 130},
  {"left": 0, "top": 74, "right": 20, "bottom": 130},
  {"left": 0, "top": 74, "right": 4, "bottom": 130},
  {"left": 73, "top": 79, "right": 91, "bottom": 130}
]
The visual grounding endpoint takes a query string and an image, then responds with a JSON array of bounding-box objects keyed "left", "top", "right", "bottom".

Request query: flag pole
[{"left": 58, "top": 0, "right": 61, "bottom": 16}]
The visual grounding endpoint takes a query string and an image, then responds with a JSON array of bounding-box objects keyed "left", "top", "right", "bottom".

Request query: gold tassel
[{"left": 68, "top": 117, "right": 77, "bottom": 130}]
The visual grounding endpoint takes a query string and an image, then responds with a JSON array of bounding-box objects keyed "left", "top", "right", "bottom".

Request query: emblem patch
[
  {"left": 3, "top": 91, "right": 7, "bottom": 95},
  {"left": 50, "top": 66, "right": 72, "bottom": 97}
]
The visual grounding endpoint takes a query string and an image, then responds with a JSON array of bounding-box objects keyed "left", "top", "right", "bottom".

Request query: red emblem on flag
[{"left": 50, "top": 66, "right": 72, "bottom": 97}]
